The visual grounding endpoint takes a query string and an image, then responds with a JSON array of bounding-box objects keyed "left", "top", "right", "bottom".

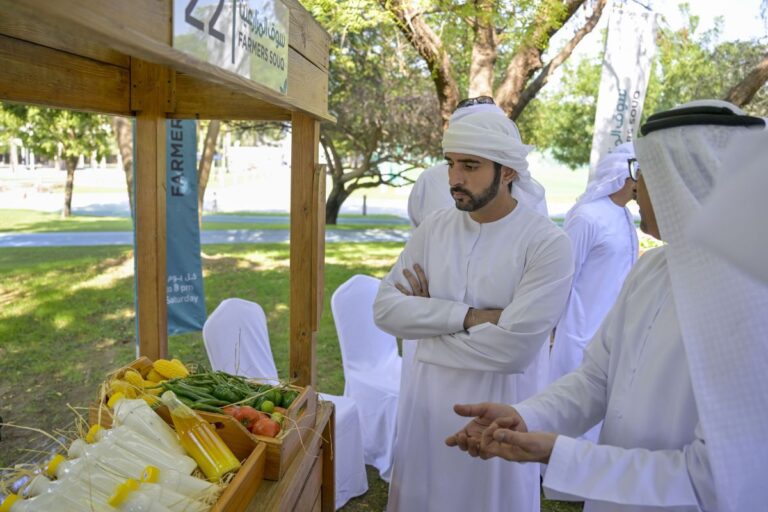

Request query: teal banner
[{"left": 166, "top": 119, "right": 206, "bottom": 334}]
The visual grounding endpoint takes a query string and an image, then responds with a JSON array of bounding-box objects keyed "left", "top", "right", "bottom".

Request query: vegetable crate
[{"left": 92, "top": 357, "right": 318, "bottom": 482}]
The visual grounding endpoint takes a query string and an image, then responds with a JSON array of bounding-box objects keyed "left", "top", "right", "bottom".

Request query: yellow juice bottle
[{"left": 160, "top": 391, "right": 241, "bottom": 482}]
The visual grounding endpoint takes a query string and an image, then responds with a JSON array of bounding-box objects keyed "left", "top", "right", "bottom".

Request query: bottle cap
[
  {"left": 45, "top": 454, "right": 65, "bottom": 477},
  {"left": 141, "top": 465, "right": 160, "bottom": 483},
  {"left": 108, "top": 479, "right": 140, "bottom": 507},
  {"left": 85, "top": 424, "right": 103, "bottom": 443},
  {"left": 0, "top": 494, "right": 19, "bottom": 512},
  {"left": 107, "top": 392, "right": 125, "bottom": 409}
]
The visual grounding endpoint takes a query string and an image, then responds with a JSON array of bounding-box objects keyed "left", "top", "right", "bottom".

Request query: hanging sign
[
  {"left": 588, "top": 1, "right": 657, "bottom": 178},
  {"left": 173, "top": 0, "right": 289, "bottom": 94},
  {"left": 166, "top": 119, "right": 207, "bottom": 335}
]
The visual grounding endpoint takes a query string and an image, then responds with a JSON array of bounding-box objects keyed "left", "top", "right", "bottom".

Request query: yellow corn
[
  {"left": 109, "top": 379, "right": 137, "bottom": 399},
  {"left": 142, "top": 394, "right": 161, "bottom": 407},
  {"left": 145, "top": 369, "right": 164, "bottom": 383},
  {"left": 123, "top": 369, "right": 144, "bottom": 388},
  {"left": 153, "top": 359, "right": 189, "bottom": 379}
]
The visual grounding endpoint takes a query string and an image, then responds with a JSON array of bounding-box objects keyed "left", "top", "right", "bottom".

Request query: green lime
[
  {"left": 260, "top": 400, "right": 275, "bottom": 414},
  {"left": 271, "top": 412, "right": 285, "bottom": 426}
]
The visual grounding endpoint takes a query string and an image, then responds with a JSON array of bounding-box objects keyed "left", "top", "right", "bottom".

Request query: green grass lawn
[
  {"left": 0, "top": 209, "right": 407, "bottom": 233},
  {"left": 0, "top": 241, "right": 580, "bottom": 511}
]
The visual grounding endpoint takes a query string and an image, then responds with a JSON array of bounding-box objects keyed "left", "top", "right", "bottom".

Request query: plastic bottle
[
  {"left": 86, "top": 424, "right": 197, "bottom": 474},
  {"left": 161, "top": 391, "right": 241, "bottom": 482},
  {"left": 1, "top": 493, "right": 79, "bottom": 512},
  {"left": 127, "top": 481, "right": 207, "bottom": 512},
  {"left": 0, "top": 489, "right": 109, "bottom": 512},
  {"left": 140, "top": 465, "right": 217, "bottom": 499},
  {"left": 108, "top": 480, "right": 172, "bottom": 512},
  {"left": 109, "top": 393, "right": 186, "bottom": 455},
  {"left": 66, "top": 441, "right": 147, "bottom": 479}
]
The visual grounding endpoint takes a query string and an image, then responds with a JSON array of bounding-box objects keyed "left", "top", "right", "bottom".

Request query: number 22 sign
[{"left": 173, "top": 0, "right": 289, "bottom": 94}]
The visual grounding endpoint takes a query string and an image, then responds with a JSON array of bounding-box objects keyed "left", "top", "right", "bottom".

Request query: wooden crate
[{"left": 96, "top": 357, "right": 318, "bottom": 481}]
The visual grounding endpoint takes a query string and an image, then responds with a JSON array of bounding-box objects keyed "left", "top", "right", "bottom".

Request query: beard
[{"left": 451, "top": 168, "right": 501, "bottom": 212}]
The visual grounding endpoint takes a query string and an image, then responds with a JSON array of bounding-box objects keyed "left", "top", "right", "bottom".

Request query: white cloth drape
[{"left": 689, "top": 128, "right": 768, "bottom": 283}]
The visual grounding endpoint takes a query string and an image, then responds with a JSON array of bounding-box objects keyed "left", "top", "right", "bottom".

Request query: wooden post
[
  {"left": 312, "top": 164, "right": 326, "bottom": 330},
  {"left": 131, "top": 58, "right": 175, "bottom": 360},
  {"left": 289, "top": 112, "right": 320, "bottom": 387}
]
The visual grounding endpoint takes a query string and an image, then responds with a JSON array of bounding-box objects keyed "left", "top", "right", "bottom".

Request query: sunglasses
[
  {"left": 456, "top": 96, "right": 496, "bottom": 109},
  {"left": 627, "top": 158, "right": 641, "bottom": 182}
]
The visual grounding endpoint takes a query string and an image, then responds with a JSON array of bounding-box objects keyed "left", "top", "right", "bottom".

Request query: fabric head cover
[
  {"left": 689, "top": 126, "right": 768, "bottom": 283},
  {"left": 573, "top": 141, "right": 635, "bottom": 208},
  {"left": 442, "top": 111, "right": 547, "bottom": 215},
  {"left": 635, "top": 99, "right": 768, "bottom": 512}
]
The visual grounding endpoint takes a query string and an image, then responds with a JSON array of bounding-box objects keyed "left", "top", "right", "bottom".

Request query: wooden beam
[
  {"left": 6, "top": 0, "right": 333, "bottom": 122},
  {"left": 0, "top": 4, "right": 129, "bottom": 67},
  {"left": 290, "top": 112, "right": 320, "bottom": 387},
  {"left": 173, "top": 73, "right": 290, "bottom": 121},
  {"left": 282, "top": 0, "right": 331, "bottom": 71},
  {"left": 0, "top": 34, "right": 130, "bottom": 115},
  {"left": 132, "top": 58, "right": 174, "bottom": 361}
]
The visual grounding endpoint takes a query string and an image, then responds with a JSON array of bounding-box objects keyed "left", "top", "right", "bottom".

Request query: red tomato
[
  {"left": 222, "top": 405, "right": 241, "bottom": 418},
  {"left": 251, "top": 418, "right": 281, "bottom": 438},
  {"left": 239, "top": 406, "right": 266, "bottom": 428}
]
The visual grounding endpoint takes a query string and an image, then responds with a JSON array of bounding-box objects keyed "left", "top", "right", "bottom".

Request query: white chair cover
[
  {"left": 202, "top": 298, "right": 279, "bottom": 381},
  {"left": 202, "top": 298, "right": 368, "bottom": 509},
  {"left": 331, "top": 275, "right": 401, "bottom": 481}
]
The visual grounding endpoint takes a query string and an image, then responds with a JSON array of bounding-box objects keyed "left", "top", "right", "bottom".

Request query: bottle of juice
[{"left": 160, "top": 391, "right": 241, "bottom": 482}]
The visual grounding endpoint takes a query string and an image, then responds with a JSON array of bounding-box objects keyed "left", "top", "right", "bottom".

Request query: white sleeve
[
  {"left": 416, "top": 232, "right": 574, "bottom": 373},
  {"left": 515, "top": 262, "right": 633, "bottom": 434},
  {"left": 373, "top": 223, "right": 470, "bottom": 339},
  {"left": 543, "top": 425, "right": 717, "bottom": 511}
]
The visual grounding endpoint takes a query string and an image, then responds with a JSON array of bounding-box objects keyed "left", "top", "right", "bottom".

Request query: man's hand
[
  {"left": 479, "top": 416, "right": 557, "bottom": 463},
  {"left": 445, "top": 403, "right": 527, "bottom": 457},
  {"left": 395, "top": 264, "right": 429, "bottom": 297},
  {"left": 463, "top": 308, "right": 503, "bottom": 330}
]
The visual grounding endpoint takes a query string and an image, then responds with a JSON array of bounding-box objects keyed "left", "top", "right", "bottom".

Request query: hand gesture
[
  {"left": 445, "top": 402, "right": 526, "bottom": 457},
  {"left": 395, "top": 263, "right": 429, "bottom": 297},
  {"left": 480, "top": 416, "right": 557, "bottom": 463}
]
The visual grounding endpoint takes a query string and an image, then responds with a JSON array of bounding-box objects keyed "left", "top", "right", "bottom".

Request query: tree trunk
[
  {"left": 325, "top": 182, "right": 351, "bottom": 224},
  {"left": 724, "top": 53, "right": 768, "bottom": 107},
  {"left": 198, "top": 120, "right": 221, "bottom": 228},
  {"left": 111, "top": 117, "right": 134, "bottom": 220},
  {"left": 468, "top": 0, "right": 496, "bottom": 97},
  {"left": 9, "top": 140, "right": 18, "bottom": 173},
  {"left": 62, "top": 156, "right": 78, "bottom": 218}
]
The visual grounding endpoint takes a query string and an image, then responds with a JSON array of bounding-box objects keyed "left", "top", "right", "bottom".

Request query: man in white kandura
[
  {"left": 374, "top": 110, "right": 573, "bottom": 512},
  {"left": 548, "top": 142, "right": 639, "bottom": 423},
  {"left": 407, "top": 97, "right": 547, "bottom": 227},
  {"left": 446, "top": 100, "right": 768, "bottom": 511}
]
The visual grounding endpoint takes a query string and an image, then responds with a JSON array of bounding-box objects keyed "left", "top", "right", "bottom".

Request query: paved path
[{"left": 0, "top": 229, "right": 411, "bottom": 247}]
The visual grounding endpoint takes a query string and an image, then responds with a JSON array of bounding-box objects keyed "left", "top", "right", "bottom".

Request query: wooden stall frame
[{"left": 0, "top": 0, "right": 336, "bottom": 508}]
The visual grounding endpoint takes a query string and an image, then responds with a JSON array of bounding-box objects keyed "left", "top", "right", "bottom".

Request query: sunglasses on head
[{"left": 455, "top": 96, "right": 496, "bottom": 110}]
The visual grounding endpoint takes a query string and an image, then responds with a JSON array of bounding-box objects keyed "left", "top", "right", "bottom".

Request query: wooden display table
[{"left": 247, "top": 401, "right": 335, "bottom": 512}]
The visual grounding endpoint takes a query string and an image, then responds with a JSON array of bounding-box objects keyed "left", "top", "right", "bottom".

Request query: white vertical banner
[{"left": 589, "top": 1, "right": 657, "bottom": 178}]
